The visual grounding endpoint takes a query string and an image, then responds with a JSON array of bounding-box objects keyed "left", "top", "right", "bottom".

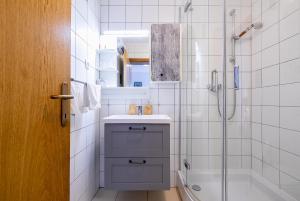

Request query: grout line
[
  {"left": 125, "top": 0, "right": 127, "bottom": 29},
  {"left": 252, "top": 155, "right": 300, "bottom": 182},
  {"left": 207, "top": 2, "right": 212, "bottom": 169},
  {"left": 252, "top": 33, "right": 300, "bottom": 56},
  {"left": 259, "top": 0, "right": 263, "bottom": 176},
  {"left": 278, "top": 0, "right": 282, "bottom": 188}
]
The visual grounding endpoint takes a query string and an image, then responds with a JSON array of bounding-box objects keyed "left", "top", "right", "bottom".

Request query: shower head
[
  {"left": 229, "top": 9, "right": 236, "bottom": 16},
  {"left": 252, "top": 22, "right": 263, "bottom": 29},
  {"left": 236, "top": 22, "right": 263, "bottom": 39},
  {"left": 184, "top": 1, "right": 192, "bottom": 13}
]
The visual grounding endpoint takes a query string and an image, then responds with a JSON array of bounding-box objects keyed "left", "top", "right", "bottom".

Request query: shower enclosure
[{"left": 178, "top": 0, "right": 300, "bottom": 201}]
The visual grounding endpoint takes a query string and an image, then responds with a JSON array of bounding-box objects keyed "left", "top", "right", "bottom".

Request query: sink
[{"left": 103, "top": 114, "right": 172, "bottom": 124}]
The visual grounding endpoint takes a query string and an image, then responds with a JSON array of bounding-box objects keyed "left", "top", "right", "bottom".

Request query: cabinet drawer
[
  {"left": 105, "top": 157, "right": 170, "bottom": 190},
  {"left": 105, "top": 124, "right": 170, "bottom": 157},
  {"left": 105, "top": 123, "right": 167, "bottom": 132}
]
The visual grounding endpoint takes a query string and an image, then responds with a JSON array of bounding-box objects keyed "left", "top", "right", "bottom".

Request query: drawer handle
[
  {"left": 129, "top": 160, "right": 146, "bottom": 165},
  {"left": 129, "top": 126, "right": 146, "bottom": 131}
]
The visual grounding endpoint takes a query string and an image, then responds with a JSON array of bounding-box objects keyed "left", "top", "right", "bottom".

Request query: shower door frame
[
  {"left": 221, "top": 0, "right": 228, "bottom": 201},
  {"left": 179, "top": 0, "right": 229, "bottom": 201}
]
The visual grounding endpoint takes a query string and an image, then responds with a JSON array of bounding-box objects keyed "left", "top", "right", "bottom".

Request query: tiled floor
[{"left": 92, "top": 188, "right": 182, "bottom": 201}]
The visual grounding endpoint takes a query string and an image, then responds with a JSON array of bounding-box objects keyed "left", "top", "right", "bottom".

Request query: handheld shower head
[
  {"left": 236, "top": 22, "right": 263, "bottom": 39},
  {"left": 184, "top": 1, "right": 192, "bottom": 13},
  {"left": 252, "top": 22, "right": 263, "bottom": 29}
]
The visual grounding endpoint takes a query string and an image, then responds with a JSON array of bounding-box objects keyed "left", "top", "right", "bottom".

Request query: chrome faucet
[{"left": 136, "top": 105, "right": 143, "bottom": 115}]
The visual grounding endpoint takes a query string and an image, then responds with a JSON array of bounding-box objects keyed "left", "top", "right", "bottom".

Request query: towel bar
[{"left": 70, "top": 78, "right": 87, "bottom": 85}]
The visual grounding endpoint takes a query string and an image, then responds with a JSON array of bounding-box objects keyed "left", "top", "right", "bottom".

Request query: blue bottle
[{"left": 234, "top": 65, "right": 239, "bottom": 90}]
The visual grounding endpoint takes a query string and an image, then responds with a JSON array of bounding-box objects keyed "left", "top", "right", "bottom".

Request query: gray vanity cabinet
[{"left": 104, "top": 123, "right": 170, "bottom": 190}]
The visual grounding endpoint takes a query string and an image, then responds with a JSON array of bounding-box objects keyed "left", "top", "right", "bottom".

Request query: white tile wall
[
  {"left": 251, "top": 0, "right": 300, "bottom": 200},
  {"left": 70, "top": 1, "right": 101, "bottom": 201}
]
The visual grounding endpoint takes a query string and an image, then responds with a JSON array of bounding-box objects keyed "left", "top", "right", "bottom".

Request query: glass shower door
[
  {"left": 180, "top": 1, "right": 226, "bottom": 201},
  {"left": 179, "top": 2, "right": 192, "bottom": 187}
]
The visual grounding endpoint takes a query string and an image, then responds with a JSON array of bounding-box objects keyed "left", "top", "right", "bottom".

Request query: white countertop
[{"left": 103, "top": 114, "right": 172, "bottom": 124}]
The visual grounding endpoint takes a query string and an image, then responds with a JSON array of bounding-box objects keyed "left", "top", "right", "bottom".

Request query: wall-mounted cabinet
[{"left": 151, "top": 24, "right": 181, "bottom": 82}]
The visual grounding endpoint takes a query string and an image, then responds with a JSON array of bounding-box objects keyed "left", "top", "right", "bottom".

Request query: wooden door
[{"left": 0, "top": 1, "right": 71, "bottom": 201}]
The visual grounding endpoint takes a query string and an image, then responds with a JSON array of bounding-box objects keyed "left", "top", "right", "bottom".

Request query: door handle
[
  {"left": 129, "top": 160, "right": 146, "bottom": 165},
  {"left": 129, "top": 126, "right": 146, "bottom": 131},
  {"left": 51, "top": 82, "right": 73, "bottom": 127}
]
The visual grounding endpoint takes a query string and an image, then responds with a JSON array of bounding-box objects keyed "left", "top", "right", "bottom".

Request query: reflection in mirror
[{"left": 99, "top": 30, "right": 150, "bottom": 88}]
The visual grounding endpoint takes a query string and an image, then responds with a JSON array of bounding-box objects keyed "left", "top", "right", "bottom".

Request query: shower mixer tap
[
  {"left": 207, "top": 70, "right": 222, "bottom": 93},
  {"left": 208, "top": 70, "right": 222, "bottom": 117}
]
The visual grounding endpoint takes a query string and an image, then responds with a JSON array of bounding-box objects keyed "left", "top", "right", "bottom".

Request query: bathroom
[{"left": 1, "top": 0, "right": 300, "bottom": 201}]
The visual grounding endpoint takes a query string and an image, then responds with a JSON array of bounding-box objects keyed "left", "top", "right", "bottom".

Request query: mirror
[{"left": 99, "top": 30, "right": 150, "bottom": 88}]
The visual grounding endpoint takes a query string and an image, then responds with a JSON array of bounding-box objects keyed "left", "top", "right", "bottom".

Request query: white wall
[
  {"left": 251, "top": 0, "right": 300, "bottom": 199},
  {"left": 70, "top": 0, "right": 101, "bottom": 201},
  {"left": 99, "top": 0, "right": 181, "bottom": 33},
  {"left": 99, "top": 0, "right": 182, "bottom": 188},
  {"left": 124, "top": 41, "right": 150, "bottom": 58}
]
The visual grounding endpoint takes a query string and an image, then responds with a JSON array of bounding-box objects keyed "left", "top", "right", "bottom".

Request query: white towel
[
  {"left": 71, "top": 83, "right": 89, "bottom": 115},
  {"left": 87, "top": 83, "right": 102, "bottom": 110}
]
